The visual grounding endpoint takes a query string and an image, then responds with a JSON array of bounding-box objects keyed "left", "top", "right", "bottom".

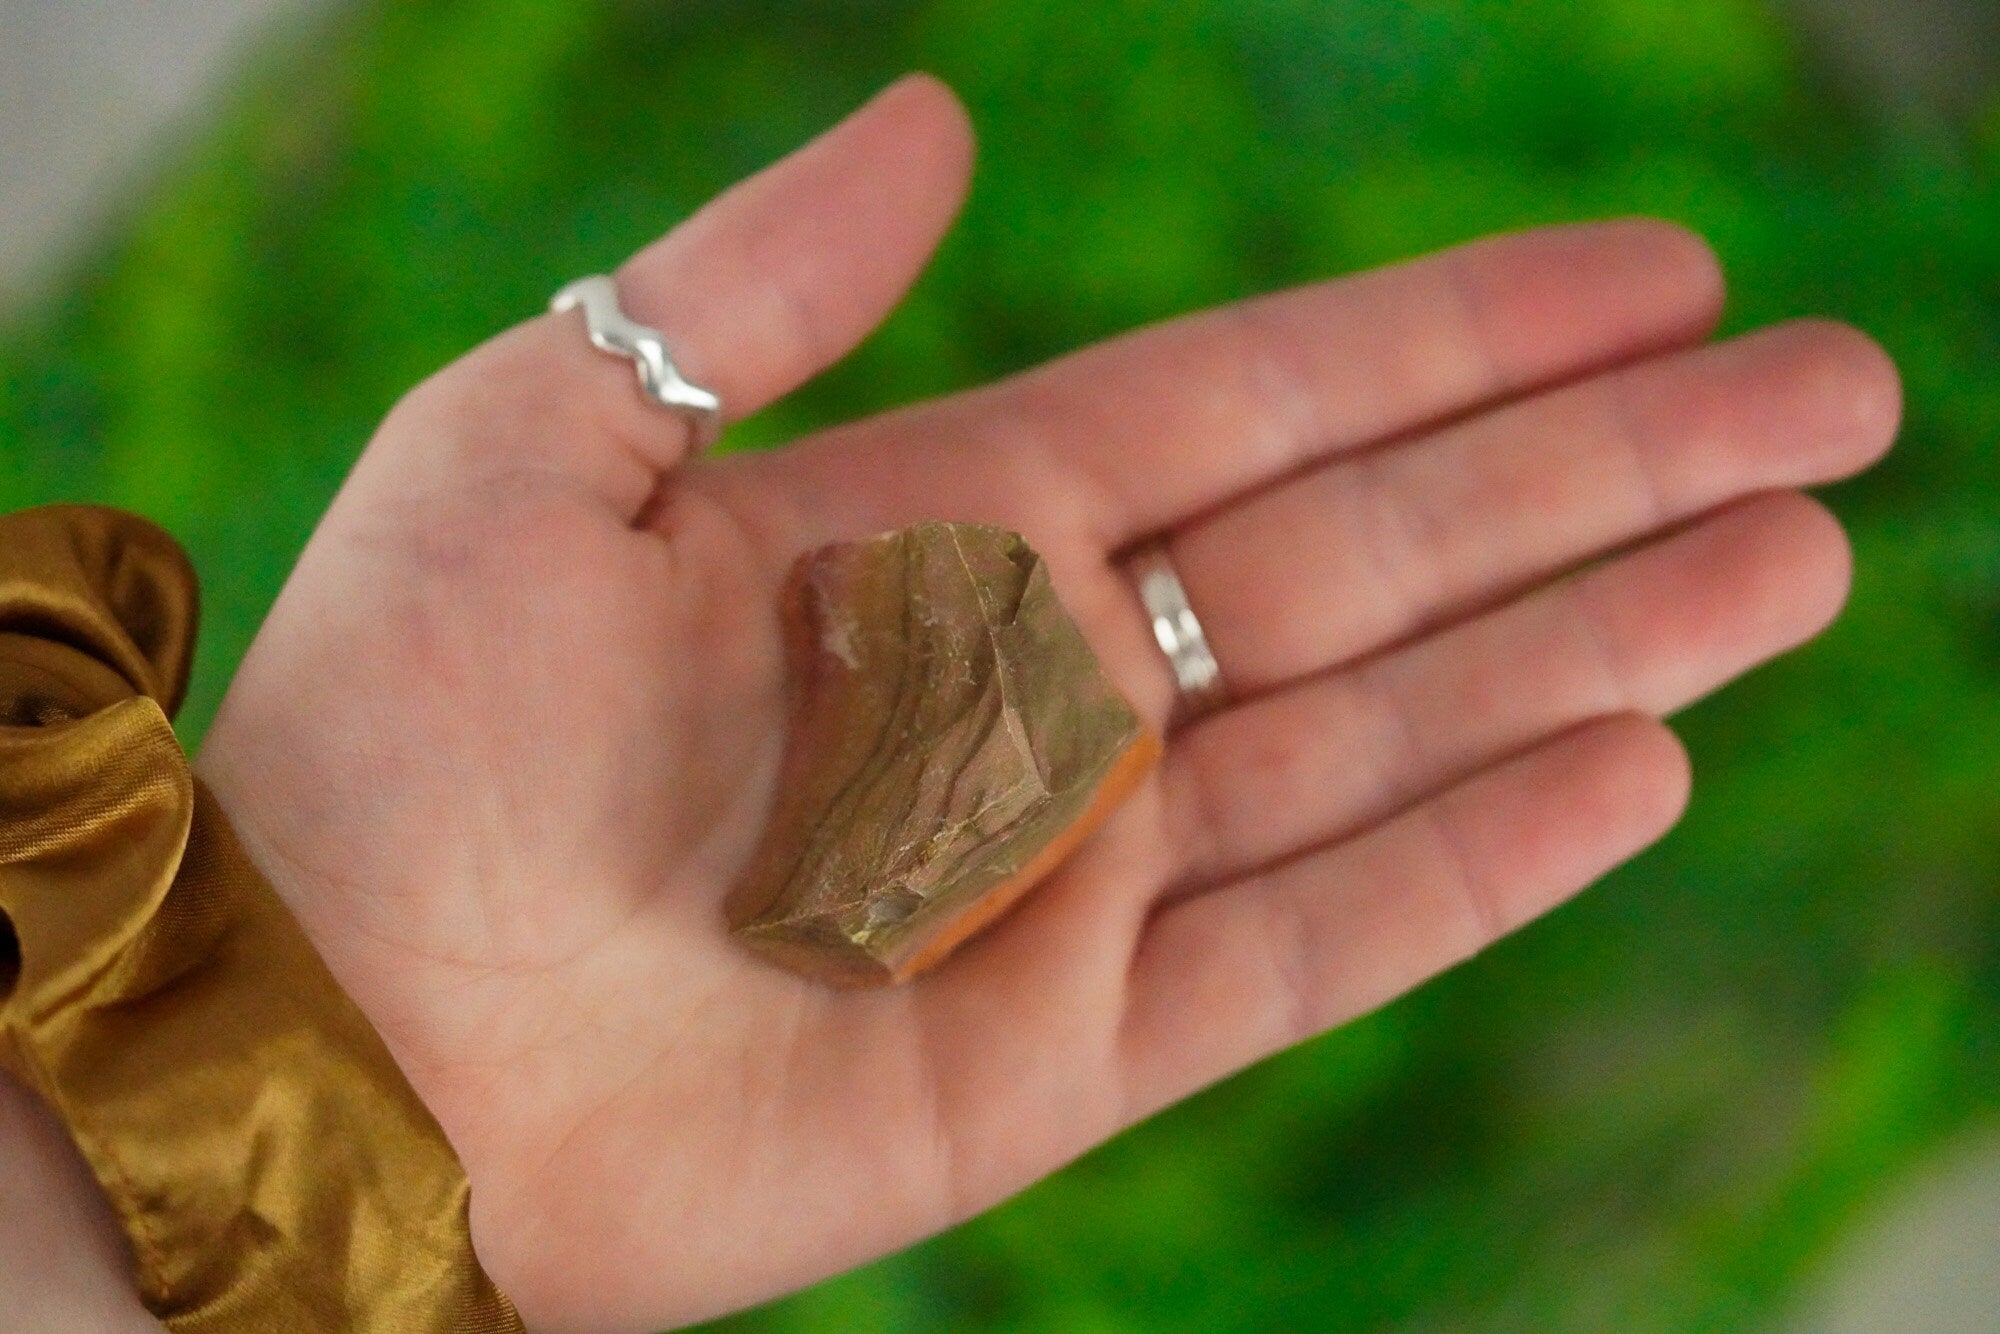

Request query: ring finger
[{"left": 1163, "top": 489, "right": 1853, "bottom": 890}]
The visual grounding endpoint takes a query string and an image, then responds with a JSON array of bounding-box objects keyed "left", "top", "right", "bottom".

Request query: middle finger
[{"left": 1165, "top": 318, "right": 1898, "bottom": 695}]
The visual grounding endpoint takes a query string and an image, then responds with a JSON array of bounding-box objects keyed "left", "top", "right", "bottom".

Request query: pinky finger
[{"left": 1117, "top": 713, "right": 1690, "bottom": 1121}]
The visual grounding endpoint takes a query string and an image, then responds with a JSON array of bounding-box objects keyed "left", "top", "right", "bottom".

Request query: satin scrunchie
[{"left": 0, "top": 506, "right": 521, "bottom": 1332}]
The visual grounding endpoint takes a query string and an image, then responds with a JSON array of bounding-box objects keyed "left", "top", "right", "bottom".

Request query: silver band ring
[
  {"left": 551, "top": 275, "right": 724, "bottom": 451},
  {"left": 1129, "top": 544, "right": 1225, "bottom": 709}
]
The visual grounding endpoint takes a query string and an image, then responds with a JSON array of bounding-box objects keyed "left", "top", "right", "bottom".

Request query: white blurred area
[
  {"left": 0, "top": 2, "right": 1995, "bottom": 1330},
  {"left": 1789, "top": 1129, "right": 2000, "bottom": 1334},
  {"left": 0, "top": 0, "right": 305, "bottom": 313}
]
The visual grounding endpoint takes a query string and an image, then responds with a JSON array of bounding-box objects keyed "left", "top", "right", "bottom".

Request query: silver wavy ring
[
  {"left": 551, "top": 275, "right": 723, "bottom": 451},
  {"left": 1128, "top": 544, "right": 1225, "bottom": 710}
]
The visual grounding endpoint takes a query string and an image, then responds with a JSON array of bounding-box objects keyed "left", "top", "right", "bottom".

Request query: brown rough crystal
[{"left": 727, "top": 521, "right": 1160, "bottom": 986}]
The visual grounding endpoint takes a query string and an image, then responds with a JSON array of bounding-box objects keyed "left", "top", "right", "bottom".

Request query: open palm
[{"left": 195, "top": 77, "right": 1899, "bottom": 1333}]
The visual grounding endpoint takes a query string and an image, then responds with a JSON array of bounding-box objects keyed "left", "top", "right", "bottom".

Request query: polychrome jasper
[{"left": 727, "top": 522, "right": 1160, "bottom": 985}]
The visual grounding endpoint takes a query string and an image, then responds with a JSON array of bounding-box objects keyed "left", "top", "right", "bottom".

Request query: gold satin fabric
[{"left": 0, "top": 506, "right": 522, "bottom": 1332}]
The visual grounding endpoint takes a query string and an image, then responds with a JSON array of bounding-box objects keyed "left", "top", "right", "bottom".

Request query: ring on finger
[
  {"left": 551, "top": 274, "right": 724, "bottom": 451},
  {"left": 1127, "top": 542, "right": 1227, "bottom": 716}
]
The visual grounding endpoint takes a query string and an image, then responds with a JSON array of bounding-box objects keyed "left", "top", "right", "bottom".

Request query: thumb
[{"left": 395, "top": 73, "right": 975, "bottom": 517}]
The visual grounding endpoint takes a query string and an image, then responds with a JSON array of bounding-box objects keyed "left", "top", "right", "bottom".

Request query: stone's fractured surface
[{"left": 727, "top": 521, "right": 1161, "bottom": 986}]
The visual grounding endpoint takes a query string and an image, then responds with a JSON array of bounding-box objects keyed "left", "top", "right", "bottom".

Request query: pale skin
[{"left": 0, "top": 75, "right": 1900, "bottom": 1331}]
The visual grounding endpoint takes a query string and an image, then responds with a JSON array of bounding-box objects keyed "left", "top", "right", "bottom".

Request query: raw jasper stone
[{"left": 727, "top": 521, "right": 1161, "bottom": 986}]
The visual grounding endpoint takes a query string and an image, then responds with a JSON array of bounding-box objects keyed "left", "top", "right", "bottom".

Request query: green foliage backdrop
[{"left": 4, "top": 1, "right": 1996, "bottom": 1328}]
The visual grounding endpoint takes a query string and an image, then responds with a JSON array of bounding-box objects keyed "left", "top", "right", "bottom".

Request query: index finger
[
  {"left": 776, "top": 219, "right": 1725, "bottom": 551},
  {"left": 1060, "top": 218, "right": 1726, "bottom": 544}
]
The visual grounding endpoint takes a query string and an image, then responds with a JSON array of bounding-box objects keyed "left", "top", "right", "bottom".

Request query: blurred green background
[{"left": 4, "top": 0, "right": 1997, "bottom": 1329}]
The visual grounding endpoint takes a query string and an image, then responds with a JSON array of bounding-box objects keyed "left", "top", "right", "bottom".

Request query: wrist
[
  {"left": 0, "top": 1068, "right": 160, "bottom": 1330},
  {"left": 0, "top": 506, "right": 522, "bottom": 1331}
]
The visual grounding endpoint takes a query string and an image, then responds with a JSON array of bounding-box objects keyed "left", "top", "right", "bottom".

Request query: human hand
[
  {"left": 195, "top": 75, "right": 1900, "bottom": 1332},
  {"left": 0, "top": 1073, "right": 161, "bottom": 1331}
]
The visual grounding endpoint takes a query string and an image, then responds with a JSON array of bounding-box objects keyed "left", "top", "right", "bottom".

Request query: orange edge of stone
[{"left": 885, "top": 722, "right": 1166, "bottom": 985}]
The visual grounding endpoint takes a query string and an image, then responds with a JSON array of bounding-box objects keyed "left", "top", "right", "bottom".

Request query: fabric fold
[{"left": 0, "top": 505, "right": 522, "bottom": 1333}]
